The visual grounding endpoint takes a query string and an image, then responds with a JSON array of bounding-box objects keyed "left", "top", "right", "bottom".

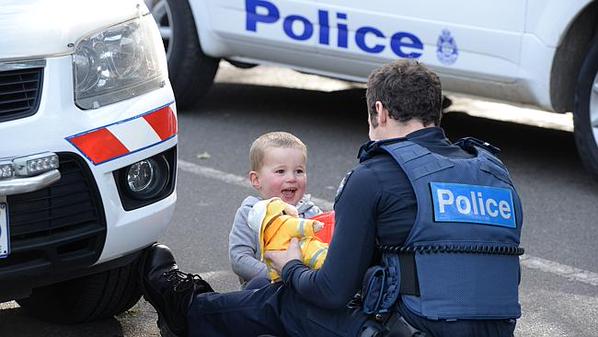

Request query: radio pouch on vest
[
  {"left": 362, "top": 265, "right": 386, "bottom": 315},
  {"left": 362, "top": 254, "right": 402, "bottom": 316}
]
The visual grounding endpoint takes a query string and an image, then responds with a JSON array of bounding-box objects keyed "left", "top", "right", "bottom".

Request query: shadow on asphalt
[{"left": 0, "top": 305, "right": 125, "bottom": 337}]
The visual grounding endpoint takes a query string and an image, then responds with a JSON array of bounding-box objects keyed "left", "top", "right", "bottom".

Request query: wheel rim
[
  {"left": 592, "top": 72, "right": 598, "bottom": 145},
  {"left": 145, "top": 0, "right": 174, "bottom": 59}
]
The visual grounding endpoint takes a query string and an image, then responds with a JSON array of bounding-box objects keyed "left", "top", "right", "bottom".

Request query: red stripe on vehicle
[
  {"left": 143, "top": 106, "right": 177, "bottom": 140},
  {"left": 70, "top": 128, "right": 129, "bottom": 164}
]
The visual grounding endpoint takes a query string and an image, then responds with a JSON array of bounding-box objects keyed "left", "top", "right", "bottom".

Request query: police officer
[{"left": 140, "top": 60, "right": 523, "bottom": 337}]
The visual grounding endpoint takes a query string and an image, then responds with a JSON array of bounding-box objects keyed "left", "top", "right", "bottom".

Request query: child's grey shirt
[{"left": 228, "top": 195, "right": 322, "bottom": 285}]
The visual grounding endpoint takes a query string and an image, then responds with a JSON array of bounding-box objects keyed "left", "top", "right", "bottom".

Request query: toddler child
[{"left": 228, "top": 131, "right": 322, "bottom": 287}]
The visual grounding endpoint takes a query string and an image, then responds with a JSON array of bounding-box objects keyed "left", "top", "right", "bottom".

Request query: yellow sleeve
[{"left": 285, "top": 217, "right": 316, "bottom": 238}]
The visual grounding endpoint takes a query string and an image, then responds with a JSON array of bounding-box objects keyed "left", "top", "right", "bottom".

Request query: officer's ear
[
  {"left": 249, "top": 171, "right": 261, "bottom": 190},
  {"left": 375, "top": 101, "right": 388, "bottom": 126}
]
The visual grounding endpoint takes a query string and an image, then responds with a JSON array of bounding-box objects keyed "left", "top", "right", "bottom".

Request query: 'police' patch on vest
[{"left": 430, "top": 182, "right": 515, "bottom": 228}]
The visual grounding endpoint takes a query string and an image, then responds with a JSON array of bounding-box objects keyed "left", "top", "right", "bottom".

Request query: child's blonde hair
[{"left": 249, "top": 132, "right": 307, "bottom": 171}]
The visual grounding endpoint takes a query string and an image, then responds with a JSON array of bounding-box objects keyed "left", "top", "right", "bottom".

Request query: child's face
[{"left": 250, "top": 146, "right": 307, "bottom": 205}]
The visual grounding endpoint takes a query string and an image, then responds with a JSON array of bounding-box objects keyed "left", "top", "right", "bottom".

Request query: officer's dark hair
[{"left": 366, "top": 60, "right": 442, "bottom": 127}]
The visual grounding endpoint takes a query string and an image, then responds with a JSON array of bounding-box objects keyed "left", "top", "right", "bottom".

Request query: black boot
[{"left": 140, "top": 243, "right": 213, "bottom": 337}]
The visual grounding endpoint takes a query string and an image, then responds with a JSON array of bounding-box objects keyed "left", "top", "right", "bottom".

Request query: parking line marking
[
  {"left": 199, "top": 270, "right": 236, "bottom": 281},
  {"left": 179, "top": 159, "right": 598, "bottom": 287},
  {"left": 520, "top": 254, "right": 598, "bottom": 286}
]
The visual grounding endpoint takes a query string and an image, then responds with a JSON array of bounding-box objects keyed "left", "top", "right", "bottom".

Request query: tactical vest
[{"left": 365, "top": 139, "right": 523, "bottom": 321}]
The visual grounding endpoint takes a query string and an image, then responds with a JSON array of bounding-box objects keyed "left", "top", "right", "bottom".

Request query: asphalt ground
[{"left": 1, "top": 63, "right": 597, "bottom": 337}]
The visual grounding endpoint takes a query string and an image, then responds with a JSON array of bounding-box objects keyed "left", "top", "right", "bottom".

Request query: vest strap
[{"left": 398, "top": 252, "right": 420, "bottom": 296}]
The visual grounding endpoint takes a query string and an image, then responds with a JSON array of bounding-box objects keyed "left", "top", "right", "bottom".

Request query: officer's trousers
[
  {"left": 187, "top": 282, "right": 368, "bottom": 337},
  {"left": 186, "top": 283, "right": 517, "bottom": 337}
]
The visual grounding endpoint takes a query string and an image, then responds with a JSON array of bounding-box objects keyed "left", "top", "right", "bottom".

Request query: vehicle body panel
[{"left": 188, "top": 0, "right": 593, "bottom": 111}]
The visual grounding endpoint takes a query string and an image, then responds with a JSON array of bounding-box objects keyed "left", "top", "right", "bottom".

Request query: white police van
[
  {"left": 146, "top": 0, "right": 598, "bottom": 178},
  {"left": 0, "top": 0, "right": 177, "bottom": 323}
]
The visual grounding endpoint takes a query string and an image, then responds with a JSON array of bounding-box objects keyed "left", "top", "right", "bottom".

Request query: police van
[
  {"left": 0, "top": 0, "right": 177, "bottom": 323},
  {"left": 146, "top": 0, "right": 598, "bottom": 178}
]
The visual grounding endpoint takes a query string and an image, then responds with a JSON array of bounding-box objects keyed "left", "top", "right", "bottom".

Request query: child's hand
[
  {"left": 313, "top": 221, "right": 324, "bottom": 233},
  {"left": 283, "top": 203, "right": 298, "bottom": 217}
]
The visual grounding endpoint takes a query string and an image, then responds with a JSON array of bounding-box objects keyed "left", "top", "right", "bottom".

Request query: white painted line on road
[
  {"left": 520, "top": 254, "right": 598, "bottom": 287},
  {"left": 179, "top": 160, "right": 248, "bottom": 187},
  {"left": 179, "top": 160, "right": 598, "bottom": 287},
  {"left": 179, "top": 160, "right": 334, "bottom": 210},
  {"left": 199, "top": 270, "right": 236, "bottom": 281}
]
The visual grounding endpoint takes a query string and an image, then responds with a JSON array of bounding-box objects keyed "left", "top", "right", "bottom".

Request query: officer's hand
[{"left": 265, "top": 238, "right": 302, "bottom": 273}]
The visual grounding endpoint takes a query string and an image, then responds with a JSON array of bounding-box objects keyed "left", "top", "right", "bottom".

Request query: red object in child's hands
[{"left": 311, "top": 211, "right": 335, "bottom": 244}]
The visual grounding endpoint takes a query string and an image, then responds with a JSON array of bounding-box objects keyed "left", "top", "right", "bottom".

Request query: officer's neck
[{"left": 377, "top": 119, "right": 430, "bottom": 140}]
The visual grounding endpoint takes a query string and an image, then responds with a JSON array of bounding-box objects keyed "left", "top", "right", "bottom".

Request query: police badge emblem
[
  {"left": 436, "top": 29, "right": 458, "bottom": 65},
  {"left": 334, "top": 170, "right": 354, "bottom": 203}
]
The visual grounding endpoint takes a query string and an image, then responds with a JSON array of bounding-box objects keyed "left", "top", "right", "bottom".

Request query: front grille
[
  {"left": 0, "top": 153, "right": 106, "bottom": 279},
  {"left": 0, "top": 67, "right": 43, "bottom": 122}
]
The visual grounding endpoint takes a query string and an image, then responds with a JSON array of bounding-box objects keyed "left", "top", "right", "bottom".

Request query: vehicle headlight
[{"left": 73, "top": 15, "right": 168, "bottom": 110}]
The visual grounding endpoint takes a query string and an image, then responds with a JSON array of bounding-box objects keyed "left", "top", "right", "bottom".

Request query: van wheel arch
[{"left": 549, "top": 2, "right": 598, "bottom": 113}]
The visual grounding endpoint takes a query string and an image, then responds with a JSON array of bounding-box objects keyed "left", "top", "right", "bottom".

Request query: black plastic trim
[
  {"left": 1, "top": 153, "right": 107, "bottom": 281},
  {"left": 0, "top": 67, "right": 44, "bottom": 122},
  {"left": 113, "top": 146, "right": 177, "bottom": 211}
]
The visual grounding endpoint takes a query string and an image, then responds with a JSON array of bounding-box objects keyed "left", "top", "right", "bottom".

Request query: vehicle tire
[
  {"left": 17, "top": 260, "right": 142, "bottom": 324},
  {"left": 146, "top": 0, "right": 220, "bottom": 109},
  {"left": 573, "top": 33, "right": 598, "bottom": 179}
]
